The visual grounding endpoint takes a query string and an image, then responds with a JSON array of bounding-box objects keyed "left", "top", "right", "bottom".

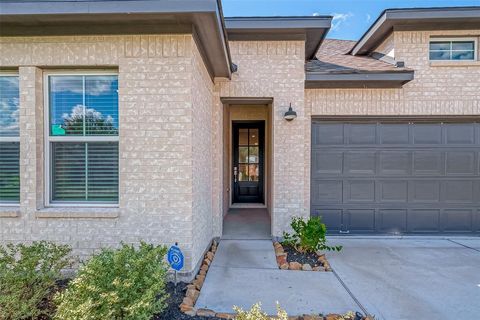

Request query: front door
[{"left": 232, "top": 121, "right": 264, "bottom": 203}]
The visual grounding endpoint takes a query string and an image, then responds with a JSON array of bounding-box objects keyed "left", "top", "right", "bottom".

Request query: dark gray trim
[
  {"left": 225, "top": 16, "right": 332, "bottom": 60},
  {"left": 352, "top": 7, "right": 480, "bottom": 56},
  {"left": 0, "top": 0, "right": 232, "bottom": 78},
  {"left": 0, "top": 0, "right": 219, "bottom": 15},
  {"left": 220, "top": 97, "right": 273, "bottom": 105},
  {"left": 305, "top": 71, "right": 414, "bottom": 88},
  {"left": 311, "top": 115, "right": 480, "bottom": 123}
]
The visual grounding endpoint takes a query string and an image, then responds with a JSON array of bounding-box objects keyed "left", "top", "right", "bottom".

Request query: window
[
  {"left": 46, "top": 74, "right": 119, "bottom": 205},
  {"left": 429, "top": 38, "right": 477, "bottom": 61},
  {"left": 0, "top": 75, "right": 20, "bottom": 204}
]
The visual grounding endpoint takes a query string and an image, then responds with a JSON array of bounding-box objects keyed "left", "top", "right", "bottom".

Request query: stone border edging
[{"left": 273, "top": 241, "right": 332, "bottom": 272}]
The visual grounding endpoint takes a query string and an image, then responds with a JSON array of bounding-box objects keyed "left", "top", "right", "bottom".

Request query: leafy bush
[
  {"left": 282, "top": 216, "right": 342, "bottom": 253},
  {"left": 233, "top": 302, "right": 288, "bottom": 320},
  {"left": 54, "top": 242, "right": 168, "bottom": 320},
  {"left": 0, "top": 241, "right": 71, "bottom": 320}
]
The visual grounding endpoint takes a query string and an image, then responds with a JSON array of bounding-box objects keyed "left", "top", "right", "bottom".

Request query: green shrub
[
  {"left": 54, "top": 242, "right": 168, "bottom": 320},
  {"left": 233, "top": 302, "right": 288, "bottom": 320},
  {"left": 0, "top": 241, "right": 71, "bottom": 320},
  {"left": 282, "top": 216, "right": 342, "bottom": 253}
]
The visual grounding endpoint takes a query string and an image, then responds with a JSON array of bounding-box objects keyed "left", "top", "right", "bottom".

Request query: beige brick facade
[
  {"left": 1, "top": 28, "right": 479, "bottom": 277},
  {"left": 0, "top": 35, "right": 214, "bottom": 278}
]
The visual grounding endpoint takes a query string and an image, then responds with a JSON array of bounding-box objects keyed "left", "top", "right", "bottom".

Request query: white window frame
[
  {"left": 43, "top": 70, "right": 119, "bottom": 207},
  {"left": 0, "top": 72, "right": 20, "bottom": 206},
  {"left": 429, "top": 37, "right": 478, "bottom": 61}
]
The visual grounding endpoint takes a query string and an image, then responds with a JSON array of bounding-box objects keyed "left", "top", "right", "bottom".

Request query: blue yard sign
[{"left": 167, "top": 244, "right": 184, "bottom": 271}]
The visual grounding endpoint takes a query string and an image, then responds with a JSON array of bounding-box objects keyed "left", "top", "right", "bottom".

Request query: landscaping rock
[
  {"left": 203, "top": 258, "right": 211, "bottom": 266},
  {"left": 181, "top": 296, "right": 194, "bottom": 307},
  {"left": 206, "top": 251, "right": 214, "bottom": 260},
  {"left": 302, "top": 264, "right": 313, "bottom": 271},
  {"left": 312, "top": 266, "right": 324, "bottom": 272},
  {"left": 289, "top": 261, "right": 302, "bottom": 270},
  {"left": 302, "top": 315, "right": 323, "bottom": 320},
  {"left": 196, "top": 308, "right": 216, "bottom": 317},
  {"left": 276, "top": 255, "right": 287, "bottom": 266},
  {"left": 280, "top": 262, "right": 289, "bottom": 270},
  {"left": 186, "top": 288, "right": 200, "bottom": 302}
]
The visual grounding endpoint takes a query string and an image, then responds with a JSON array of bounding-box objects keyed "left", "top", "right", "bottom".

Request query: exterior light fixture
[{"left": 283, "top": 103, "right": 297, "bottom": 121}]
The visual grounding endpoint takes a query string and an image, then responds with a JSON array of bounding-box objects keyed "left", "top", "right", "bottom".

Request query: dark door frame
[{"left": 232, "top": 120, "right": 265, "bottom": 204}]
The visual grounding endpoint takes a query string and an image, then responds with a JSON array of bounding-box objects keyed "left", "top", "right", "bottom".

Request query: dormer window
[{"left": 429, "top": 38, "right": 477, "bottom": 61}]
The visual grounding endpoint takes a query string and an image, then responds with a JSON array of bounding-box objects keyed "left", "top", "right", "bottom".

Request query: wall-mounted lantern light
[{"left": 283, "top": 103, "right": 297, "bottom": 121}]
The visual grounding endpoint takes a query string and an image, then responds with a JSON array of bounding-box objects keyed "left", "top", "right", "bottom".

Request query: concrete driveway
[{"left": 327, "top": 237, "right": 480, "bottom": 320}]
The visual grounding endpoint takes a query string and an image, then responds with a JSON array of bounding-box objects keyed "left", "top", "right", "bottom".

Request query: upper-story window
[
  {"left": 429, "top": 38, "right": 477, "bottom": 61},
  {"left": 46, "top": 73, "right": 119, "bottom": 205},
  {"left": 0, "top": 75, "right": 20, "bottom": 204}
]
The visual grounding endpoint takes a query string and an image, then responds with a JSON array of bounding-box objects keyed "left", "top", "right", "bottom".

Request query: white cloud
[
  {"left": 312, "top": 12, "right": 320, "bottom": 16},
  {"left": 366, "top": 13, "right": 372, "bottom": 23},
  {"left": 331, "top": 12, "right": 354, "bottom": 31}
]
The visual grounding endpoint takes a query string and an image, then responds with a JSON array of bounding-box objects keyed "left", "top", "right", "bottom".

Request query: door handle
[{"left": 233, "top": 166, "right": 238, "bottom": 183}]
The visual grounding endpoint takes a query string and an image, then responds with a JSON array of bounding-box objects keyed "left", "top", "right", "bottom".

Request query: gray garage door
[{"left": 311, "top": 120, "right": 480, "bottom": 234}]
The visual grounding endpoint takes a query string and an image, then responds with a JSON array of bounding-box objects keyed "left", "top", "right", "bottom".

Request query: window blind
[
  {"left": 0, "top": 142, "right": 20, "bottom": 202},
  {"left": 0, "top": 75, "right": 20, "bottom": 203},
  {"left": 51, "top": 142, "right": 118, "bottom": 202}
]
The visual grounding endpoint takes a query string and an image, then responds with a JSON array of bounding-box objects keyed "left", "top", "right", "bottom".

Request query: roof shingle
[{"left": 307, "top": 39, "right": 410, "bottom": 74}]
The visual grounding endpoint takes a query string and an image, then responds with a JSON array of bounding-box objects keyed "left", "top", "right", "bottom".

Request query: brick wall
[
  {"left": 191, "top": 38, "right": 215, "bottom": 271},
  {"left": 0, "top": 35, "right": 213, "bottom": 279}
]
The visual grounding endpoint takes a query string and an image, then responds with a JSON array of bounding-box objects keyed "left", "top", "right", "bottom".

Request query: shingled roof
[{"left": 306, "top": 39, "right": 410, "bottom": 74}]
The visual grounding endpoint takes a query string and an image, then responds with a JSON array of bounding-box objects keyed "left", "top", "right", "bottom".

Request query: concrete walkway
[
  {"left": 195, "top": 239, "right": 359, "bottom": 315},
  {"left": 222, "top": 208, "right": 271, "bottom": 240},
  {"left": 327, "top": 237, "right": 480, "bottom": 320}
]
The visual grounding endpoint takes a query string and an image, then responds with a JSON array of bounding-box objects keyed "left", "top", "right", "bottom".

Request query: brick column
[{"left": 19, "top": 67, "right": 44, "bottom": 215}]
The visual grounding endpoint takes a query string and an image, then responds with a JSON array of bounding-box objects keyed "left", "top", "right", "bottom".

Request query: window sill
[
  {"left": 430, "top": 60, "right": 480, "bottom": 67},
  {"left": 35, "top": 207, "right": 119, "bottom": 219},
  {"left": 0, "top": 207, "right": 20, "bottom": 218}
]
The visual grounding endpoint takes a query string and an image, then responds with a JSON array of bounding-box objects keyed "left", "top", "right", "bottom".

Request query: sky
[{"left": 222, "top": 0, "right": 480, "bottom": 40}]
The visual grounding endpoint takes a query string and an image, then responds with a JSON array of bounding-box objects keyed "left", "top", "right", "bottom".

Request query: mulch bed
[
  {"left": 283, "top": 244, "right": 322, "bottom": 267},
  {"left": 274, "top": 242, "right": 332, "bottom": 271},
  {"left": 153, "top": 282, "right": 222, "bottom": 320}
]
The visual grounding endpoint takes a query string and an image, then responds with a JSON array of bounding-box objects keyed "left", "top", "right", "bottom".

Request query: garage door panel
[
  {"left": 346, "top": 124, "right": 376, "bottom": 144},
  {"left": 313, "top": 123, "right": 344, "bottom": 145},
  {"left": 442, "top": 209, "right": 474, "bottom": 232},
  {"left": 442, "top": 180, "right": 475, "bottom": 203},
  {"left": 311, "top": 121, "right": 479, "bottom": 234},
  {"left": 445, "top": 124, "right": 476, "bottom": 144},
  {"left": 413, "top": 124, "right": 442, "bottom": 144},
  {"left": 408, "top": 209, "right": 441, "bottom": 232},
  {"left": 312, "top": 208, "right": 342, "bottom": 231},
  {"left": 410, "top": 180, "right": 441, "bottom": 203},
  {"left": 344, "top": 180, "right": 375, "bottom": 203},
  {"left": 379, "top": 151, "right": 411, "bottom": 175},
  {"left": 344, "top": 151, "right": 376, "bottom": 175},
  {"left": 311, "top": 180, "right": 343, "bottom": 204},
  {"left": 312, "top": 151, "right": 343, "bottom": 176},
  {"left": 344, "top": 209, "right": 375, "bottom": 232},
  {"left": 377, "top": 209, "right": 407, "bottom": 233},
  {"left": 413, "top": 151, "right": 444, "bottom": 175},
  {"left": 379, "top": 124, "right": 410, "bottom": 144},
  {"left": 446, "top": 151, "right": 476, "bottom": 175},
  {"left": 378, "top": 180, "right": 408, "bottom": 203}
]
